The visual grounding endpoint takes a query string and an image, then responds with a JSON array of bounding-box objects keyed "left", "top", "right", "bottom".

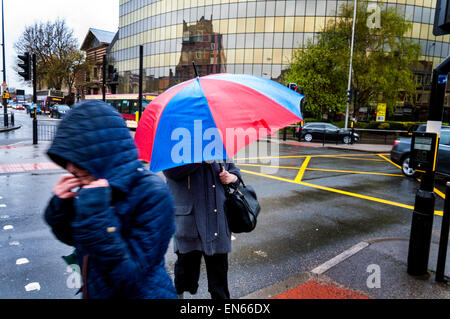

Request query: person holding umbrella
[
  {"left": 164, "top": 161, "right": 241, "bottom": 299},
  {"left": 135, "top": 73, "right": 304, "bottom": 299}
]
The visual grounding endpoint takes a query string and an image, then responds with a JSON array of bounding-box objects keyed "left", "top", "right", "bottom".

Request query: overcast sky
[{"left": 2, "top": 0, "right": 119, "bottom": 93}]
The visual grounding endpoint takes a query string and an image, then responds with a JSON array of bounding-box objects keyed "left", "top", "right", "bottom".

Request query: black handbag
[{"left": 223, "top": 175, "right": 261, "bottom": 234}]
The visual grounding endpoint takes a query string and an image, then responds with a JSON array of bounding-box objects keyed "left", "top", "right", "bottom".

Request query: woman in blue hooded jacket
[{"left": 44, "top": 100, "right": 176, "bottom": 299}]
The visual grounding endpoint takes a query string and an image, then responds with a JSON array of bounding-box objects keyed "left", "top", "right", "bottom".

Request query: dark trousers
[{"left": 175, "top": 251, "right": 230, "bottom": 299}]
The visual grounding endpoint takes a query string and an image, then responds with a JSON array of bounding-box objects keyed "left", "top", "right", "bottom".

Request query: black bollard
[
  {"left": 435, "top": 181, "right": 450, "bottom": 282},
  {"left": 32, "top": 109, "right": 38, "bottom": 145},
  {"left": 407, "top": 173, "right": 436, "bottom": 276}
]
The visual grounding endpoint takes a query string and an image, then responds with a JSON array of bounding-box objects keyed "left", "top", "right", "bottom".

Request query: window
[
  {"left": 247, "top": 1, "right": 256, "bottom": 17},
  {"left": 256, "top": 1, "right": 266, "bottom": 16},
  {"left": 245, "top": 33, "right": 255, "bottom": 48},
  {"left": 325, "top": 124, "right": 338, "bottom": 130},
  {"left": 236, "top": 34, "right": 245, "bottom": 48},
  {"left": 237, "top": 2, "right": 247, "bottom": 18},
  {"left": 229, "top": 3, "right": 238, "bottom": 18},
  {"left": 305, "top": 124, "right": 320, "bottom": 128},
  {"left": 305, "top": 0, "right": 316, "bottom": 16},
  {"left": 440, "top": 132, "right": 450, "bottom": 145},
  {"left": 296, "top": 0, "right": 306, "bottom": 15},
  {"left": 275, "top": 1, "right": 286, "bottom": 16},
  {"left": 266, "top": 1, "right": 276, "bottom": 16},
  {"left": 326, "top": 1, "right": 337, "bottom": 16},
  {"left": 316, "top": 1, "right": 326, "bottom": 16}
]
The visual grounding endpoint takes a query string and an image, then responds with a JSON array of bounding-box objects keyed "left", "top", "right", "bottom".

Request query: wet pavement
[{"left": 0, "top": 113, "right": 449, "bottom": 299}]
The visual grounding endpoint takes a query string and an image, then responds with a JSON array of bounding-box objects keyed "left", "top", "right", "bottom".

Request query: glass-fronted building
[{"left": 109, "top": 0, "right": 450, "bottom": 117}]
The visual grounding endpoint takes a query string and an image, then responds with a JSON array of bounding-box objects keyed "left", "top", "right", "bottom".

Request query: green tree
[{"left": 285, "top": 1, "right": 421, "bottom": 120}]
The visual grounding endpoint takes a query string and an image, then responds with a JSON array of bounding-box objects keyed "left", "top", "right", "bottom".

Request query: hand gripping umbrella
[{"left": 135, "top": 73, "right": 304, "bottom": 172}]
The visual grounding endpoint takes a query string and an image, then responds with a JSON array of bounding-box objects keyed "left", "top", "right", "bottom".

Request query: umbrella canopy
[{"left": 135, "top": 73, "right": 304, "bottom": 172}]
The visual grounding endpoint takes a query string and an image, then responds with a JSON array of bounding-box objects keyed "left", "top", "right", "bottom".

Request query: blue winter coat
[{"left": 44, "top": 100, "right": 176, "bottom": 299}]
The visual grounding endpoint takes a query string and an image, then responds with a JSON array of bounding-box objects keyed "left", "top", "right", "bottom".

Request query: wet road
[{"left": 0, "top": 116, "right": 447, "bottom": 299}]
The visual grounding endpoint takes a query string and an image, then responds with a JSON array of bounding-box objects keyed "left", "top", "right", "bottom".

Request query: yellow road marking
[
  {"left": 306, "top": 168, "right": 404, "bottom": 177},
  {"left": 240, "top": 169, "right": 295, "bottom": 184},
  {"left": 294, "top": 156, "right": 311, "bottom": 183},
  {"left": 378, "top": 155, "right": 446, "bottom": 200},
  {"left": 240, "top": 169, "right": 443, "bottom": 216},
  {"left": 378, "top": 154, "right": 401, "bottom": 169},
  {"left": 237, "top": 163, "right": 302, "bottom": 170},
  {"left": 331, "top": 156, "right": 385, "bottom": 162},
  {"left": 434, "top": 188, "right": 446, "bottom": 199},
  {"left": 237, "top": 163, "right": 404, "bottom": 177},
  {"left": 235, "top": 153, "right": 390, "bottom": 161}
]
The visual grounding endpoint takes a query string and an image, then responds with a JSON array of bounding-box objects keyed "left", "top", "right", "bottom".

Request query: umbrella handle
[{"left": 219, "top": 163, "right": 225, "bottom": 172}]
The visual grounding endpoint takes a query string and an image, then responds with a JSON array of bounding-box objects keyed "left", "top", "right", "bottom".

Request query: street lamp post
[
  {"left": 1, "top": 0, "right": 7, "bottom": 127},
  {"left": 345, "top": 0, "right": 358, "bottom": 130}
]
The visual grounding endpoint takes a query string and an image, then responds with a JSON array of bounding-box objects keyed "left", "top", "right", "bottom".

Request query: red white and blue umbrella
[{"left": 135, "top": 73, "right": 304, "bottom": 172}]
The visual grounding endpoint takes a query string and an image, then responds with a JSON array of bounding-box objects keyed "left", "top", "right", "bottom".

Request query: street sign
[
  {"left": 376, "top": 103, "right": 387, "bottom": 122},
  {"left": 2, "top": 92, "right": 10, "bottom": 99}
]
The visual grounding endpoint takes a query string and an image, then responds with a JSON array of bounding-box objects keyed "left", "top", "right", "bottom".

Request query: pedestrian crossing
[{"left": 0, "top": 162, "right": 61, "bottom": 174}]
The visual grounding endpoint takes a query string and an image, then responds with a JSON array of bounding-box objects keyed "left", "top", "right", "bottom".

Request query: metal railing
[
  {"left": 280, "top": 126, "right": 410, "bottom": 145},
  {"left": 353, "top": 128, "right": 409, "bottom": 145},
  {"left": 37, "top": 119, "right": 59, "bottom": 141}
]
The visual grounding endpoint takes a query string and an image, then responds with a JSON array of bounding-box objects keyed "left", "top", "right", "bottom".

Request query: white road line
[
  {"left": 24, "top": 282, "right": 41, "bottom": 292},
  {"left": 254, "top": 250, "right": 268, "bottom": 258},
  {"left": 0, "top": 215, "right": 9, "bottom": 219},
  {"left": 16, "top": 258, "right": 30, "bottom": 265},
  {"left": 3, "top": 225, "right": 13, "bottom": 230},
  {"left": 311, "top": 241, "right": 370, "bottom": 275},
  {"left": 9, "top": 241, "right": 20, "bottom": 246},
  {"left": 0, "top": 204, "right": 6, "bottom": 208}
]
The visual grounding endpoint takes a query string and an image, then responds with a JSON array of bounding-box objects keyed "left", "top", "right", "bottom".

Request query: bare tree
[{"left": 14, "top": 18, "right": 87, "bottom": 91}]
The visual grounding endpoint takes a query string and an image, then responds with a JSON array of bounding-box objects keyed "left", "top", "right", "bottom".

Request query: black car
[
  {"left": 407, "top": 124, "right": 450, "bottom": 134},
  {"left": 298, "top": 122, "right": 359, "bottom": 144},
  {"left": 391, "top": 128, "right": 450, "bottom": 177},
  {"left": 50, "top": 104, "right": 71, "bottom": 119}
]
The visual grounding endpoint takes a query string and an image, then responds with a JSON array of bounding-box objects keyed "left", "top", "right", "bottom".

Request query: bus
[
  {"left": 84, "top": 93, "right": 158, "bottom": 128},
  {"left": 36, "top": 90, "right": 65, "bottom": 114}
]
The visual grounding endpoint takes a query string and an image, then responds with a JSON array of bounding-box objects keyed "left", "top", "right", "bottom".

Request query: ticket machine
[{"left": 410, "top": 132, "right": 439, "bottom": 174}]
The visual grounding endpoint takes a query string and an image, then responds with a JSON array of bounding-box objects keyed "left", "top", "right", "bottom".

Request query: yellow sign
[
  {"left": 2, "top": 93, "right": 9, "bottom": 99},
  {"left": 376, "top": 103, "right": 387, "bottom": 122}
]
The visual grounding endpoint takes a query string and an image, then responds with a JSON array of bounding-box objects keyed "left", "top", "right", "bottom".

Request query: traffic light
[
  {"left": 108, "top": 65, "right": 118, "bottom": 82},
  {"left": 18, "top": 52, "right": 31, "bottom": 81},
  {"left": 433, "top": 0, "right": 450, "bottom": 35},
  {"left": 288, "top": 83, "right": 297, "bottom": 91},
  {"left": 353, "top": 88, "right": 359, "bottom": 106},
  {"left": 346, "top": 89, "right": 352, "bottom": 104}
]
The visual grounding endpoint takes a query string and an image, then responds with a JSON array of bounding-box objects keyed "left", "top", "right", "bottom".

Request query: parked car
[
  {"left": 407, "top": 124, "right": 450, "bottom": 135},
  {"left": 15, "top": 104, "right": 25, "bottom": 110},
  {"left": 50, "top": 104, "right": 71, "bottom": 119},
  {"left": 391, "top": 128, "right": 450, "bottom": 177},
  {"left": 297, "top": 122, "right": 359, "bottom": 144}
]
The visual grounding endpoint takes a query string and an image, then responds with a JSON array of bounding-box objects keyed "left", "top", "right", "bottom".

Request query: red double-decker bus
[
  {"left": 84, "top": 93, "right": 158, "bottom": 127},
  {"left": 36, "top": 90, "right": 65, "bottom": 114}
]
